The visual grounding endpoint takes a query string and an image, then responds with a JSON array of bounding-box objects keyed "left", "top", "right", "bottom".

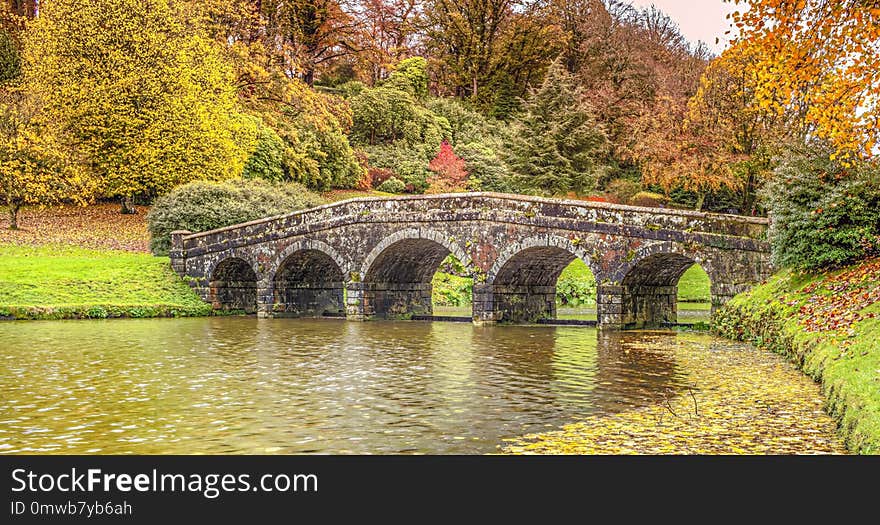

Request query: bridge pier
[
  {"left": 472, "top": 284, "right": 499, "bottom": 324},
  {"left": 597, "top": 284, "right": 677, "bottom": 329},
  {"left": 257, "top": 281, "right": 273, "bottom": 319},
  {"left": 346, "top": 282, "right": 433, "bottom": 320},
  {"left": 474, "top": 284, "right": 557, "bottom": 324}
]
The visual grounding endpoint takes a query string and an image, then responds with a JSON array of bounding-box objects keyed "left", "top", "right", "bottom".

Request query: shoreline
[{"left": 712, "top": 262, "right": 880, "bottom": 454}]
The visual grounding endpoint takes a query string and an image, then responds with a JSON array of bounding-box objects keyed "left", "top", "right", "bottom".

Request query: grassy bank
[
  {"left": 0, "top": 245, "right": 211, "bottom": 320},
  {"left": 712, "top": 259, "right": 880, "bottom": 454}
]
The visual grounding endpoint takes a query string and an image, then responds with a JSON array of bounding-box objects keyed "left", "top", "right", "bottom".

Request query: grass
[
  {"left": 713, "top": 259, "right": 880, "bottom": 454},
  {"left": 432, "top": 260, "right": 712, "bottom": 308},
  {"left": 0, "top": 244, "right": 211, "bottom": 320},
  {"left": 677, "top": 265, "right": 711, "bottom": 302}
]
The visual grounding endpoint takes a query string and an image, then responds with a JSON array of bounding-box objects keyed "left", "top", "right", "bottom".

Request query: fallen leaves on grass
[
  {"left": 784, "top": 258, "right": 880, "bottom": 346},
  {"left": 0, "top": 204, "right": 150, "bottom": 253}
]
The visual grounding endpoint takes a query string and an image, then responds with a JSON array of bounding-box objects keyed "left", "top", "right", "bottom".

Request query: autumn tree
[
  {"left": 633, "top": 95, "right": 741, "bottom": 211},
  {"left": 422, "top": 0, "right": 562, "bottom": 112},
  {"left": 0, "top": 89, "right": 95, "bottom": 229},
  {"left": 23, "top": 0, "right": 249, "bottom": 213},
  {"left": 508, "top": 60, "right": 609, "bottom": 196},
  {"left": 195, "top": 0, "right": 365, "bottom": 190},
  {"left": 684, "top": 40, "right": 785, "bottom": 213},
  {"left": 566, "top": 1, "right": 709, "bottom": 186},
  {"left": 260, "top": 0, "right": 363, "bottom": 86},
  {"left": 426, "top": 140, "right": 467, "bottom": 193},
  {"left": 731, "top": 0, "right": 880, "bottom": 159},
  {"left": 354, "top": 0, "right": 421, "bottom": 84}
]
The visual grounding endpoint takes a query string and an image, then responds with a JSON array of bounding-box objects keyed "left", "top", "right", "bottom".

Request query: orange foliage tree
[
  {"left": 730, "top": 0, "right": 880, "bottom": 159},
  {"left": 426, "top": 141, "right": 468, "bottom": 194}
]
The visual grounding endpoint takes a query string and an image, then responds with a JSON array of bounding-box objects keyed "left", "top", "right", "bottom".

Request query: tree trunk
[
  {"left": 8, "top": 203, "right": 20, "bottom": 230},
  {"left": 120, "top": 196, "right": 137, "bottom": 215},
  {"left": 694, "top": 192, "right": 706, "bottom": 212}
]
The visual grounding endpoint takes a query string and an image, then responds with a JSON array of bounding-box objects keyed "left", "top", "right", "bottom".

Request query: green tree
[
  {"left": 23, "top": 0, "right": 250, "bottom": 213},
  {"left": 761, "top": 146, "right": 880, "bottom": 271},
  {"left": 508, "top": 60, "right": 609, "bottom": 196},
  {"left": 384, "top": 56, "right": 429, "bottom": 99}
]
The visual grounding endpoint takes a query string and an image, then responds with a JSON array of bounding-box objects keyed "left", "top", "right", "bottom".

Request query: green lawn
[{"left": 0, "top": 244, "right": 211, "bottom": 319}]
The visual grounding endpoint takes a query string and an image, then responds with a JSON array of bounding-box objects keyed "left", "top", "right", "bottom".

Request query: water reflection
[{"left": 0, "top": 318, "right": 825, "bottom": 454}]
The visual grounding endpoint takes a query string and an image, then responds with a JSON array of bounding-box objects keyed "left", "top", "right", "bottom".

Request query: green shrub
[
  {"left": 425, "top": 98, "right": 498, "bottom": 145},
  {"left": 242, "top": 124, "right": 287, "bottom": 182},
  {"left": 147, "top": 179, "right": 325, "bottom": 255},
  {"left": 335, "top": 80, "right": 365, "bottom": 98},
  {"left": 761, "top": 147, "right": 880, "bottom": 271},
  {"left": 297, "top": 121, "right": 364, "bottom": 190},
  {"left": 376, "top": 176, "right": 406, "bottom": 194},
  {"left": 362, "top": 144, "right": 432, "bottom": 193},
  {"left": 349, "top": 86, "right": 449, "bottom": 146},
  {"left": 458, "top": 142, "right": 513, "bottom": 193},
  {"left": 384, "top": 56, "right": 429, "bottom": 99}
]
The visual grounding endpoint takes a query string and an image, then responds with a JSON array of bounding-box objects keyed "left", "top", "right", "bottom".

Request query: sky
[{"left": 628, "top": 0, "right": 740, "bottom": 54}]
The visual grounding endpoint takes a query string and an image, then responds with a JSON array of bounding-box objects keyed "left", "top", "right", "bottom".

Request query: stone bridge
[{"left": 169, "top": 193, "right": 772, "bottom": 329}]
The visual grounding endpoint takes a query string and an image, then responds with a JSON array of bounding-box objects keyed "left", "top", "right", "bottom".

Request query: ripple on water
[{"left": 0, "top": 318, "right": 844, "bottom": 454}]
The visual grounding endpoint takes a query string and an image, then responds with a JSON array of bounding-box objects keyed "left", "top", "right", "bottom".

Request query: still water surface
[{"left": 0, "top": 317, "right": 842, "bottom": 454}]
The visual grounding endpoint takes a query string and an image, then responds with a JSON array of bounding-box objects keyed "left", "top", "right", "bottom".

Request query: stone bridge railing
[{"left": 170, "top": 192, "right": 772, "bottom": 329}]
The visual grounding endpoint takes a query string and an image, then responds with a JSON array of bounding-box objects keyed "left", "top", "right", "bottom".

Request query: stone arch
[
  {"left": 269, "top": 240, "right": 348, "bottom": 317},
  {"left": 269, "top": 240, "right": 349, "bottom": 281},
  {"left": 487, "top": 235, "right": 600, "bottom": 285},
  {"left": 359, "top": 228, "right": 474, "bottom": 281},
  {"left": 601, "top": 241, "right": 715, "bottom": 328},
  {"left": 208, "top": 256, "right": 259, "bottom": 314},
  {"left": 608, "top": 241, "right": 718, "bottom": 285},
  {"left": 483, "top": 235, "right": 599, "bottom": 323},
  {"left": 357, "top": 228, "right": 473, "bottom": 318}
]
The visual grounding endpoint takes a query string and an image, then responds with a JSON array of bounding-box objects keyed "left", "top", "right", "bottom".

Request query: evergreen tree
[{"left": 508, "top": 59, "right": 608, "bottom": 196}]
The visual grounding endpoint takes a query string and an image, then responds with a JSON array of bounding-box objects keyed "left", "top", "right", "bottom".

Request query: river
[{"left": 0, "top": 316, "right": 845, "bottom": 454}]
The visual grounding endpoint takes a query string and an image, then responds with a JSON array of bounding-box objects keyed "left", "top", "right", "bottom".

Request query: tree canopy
[{"left": 23, "top": 0, "right": 249, "bottom": 207}]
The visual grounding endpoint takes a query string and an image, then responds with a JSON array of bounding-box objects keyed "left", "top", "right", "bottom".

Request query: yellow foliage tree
[
  {"left": 0, "top": 88, "right": 96, "bottom": 229},
  {"left": 730, "top": 0, "right": 880, "bottom": 159},
  {"left": 22, "top": 0, "right": 252, "bottom": 212}
]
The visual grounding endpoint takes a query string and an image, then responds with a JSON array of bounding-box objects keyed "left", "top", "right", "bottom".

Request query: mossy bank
[{"left": 712, "top": 259, "right": 880, "bottom": 454}]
